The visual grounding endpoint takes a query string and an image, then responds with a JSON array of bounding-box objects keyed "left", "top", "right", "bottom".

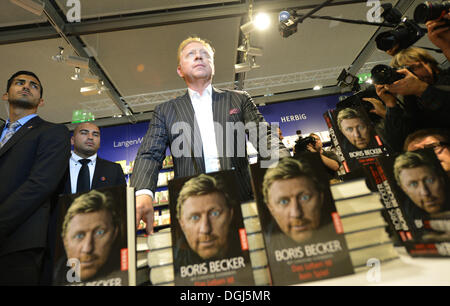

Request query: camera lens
[
  {"left": 414, "top": 1, "right": 450, "bottom": 23},
  {"left": 371, "top": 64, "right": 404, "bottom": 85}
]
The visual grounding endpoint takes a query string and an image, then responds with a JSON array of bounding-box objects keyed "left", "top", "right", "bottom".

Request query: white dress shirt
[
  {"left": 69, "top": 152, "right": 97, "bottom": 193},
  {"left": 188, "top": 84, "right": 221, "bottom": 173}
]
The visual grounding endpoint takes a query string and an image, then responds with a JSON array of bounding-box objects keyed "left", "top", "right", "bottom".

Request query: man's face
[
  {"left": 178, "top": 192, "right": 233, "bottom": 260},
  {"left": 405, "top": 61, "right": 434, "bottom": 84},
  {"left": 340, "top": 117, "right": 371, "bottom": 149},
  {"left": 71, "top": 123, "right": 101, "bottom": 157},
  {"left": 177, "top": 42, "right": 215, "bottom": 84},
  {"left": 311, "top": 135, "right": 322, "bottom": 151},
  {"left": 267, "top": 176, "right": 323, "bottom": 243},
  {"left": 63, "top": 210, "right": 118, "bottom": 281},
  {"left": 399, "top": 166, "right": 446, "bottom": 214},
  {"left": 407, "top": 135, "right": 450, "bottom": 174},
  {"left": 2, "top": 74, "right": 43, "bottom": 109}
]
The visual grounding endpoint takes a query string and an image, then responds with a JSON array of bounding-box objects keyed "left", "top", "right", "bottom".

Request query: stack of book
[{"left": 330, "top": 178, "right": 398, "bottom": 270}]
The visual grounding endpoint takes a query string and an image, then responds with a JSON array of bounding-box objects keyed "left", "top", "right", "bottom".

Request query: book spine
[
  {"left": 367, "top": 161, "right": 413, "bottom": 242},
  {"left": 324, "top": 111, "right": 349, "bottom": 173},
  {"left": 241, "top": 202, "right": 272, "bottom": 286},
  {"left": 405, "top": 242, "right": 450, "bottom": 257}
]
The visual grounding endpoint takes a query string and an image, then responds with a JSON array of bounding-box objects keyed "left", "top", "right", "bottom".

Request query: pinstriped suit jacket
[{"left": 130, "top": 87, "right": 289, "bottom": 201}]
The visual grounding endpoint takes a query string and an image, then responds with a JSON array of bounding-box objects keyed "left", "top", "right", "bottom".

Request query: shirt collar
[
  {"left": 71, "top": 151, "right": 97, "bottom": 164},
  {"left": 188, "top": 84, "right": 212, "bottom": 100},
  {"left": 4, "top": 114, "right": 38, "bottom": 128}
]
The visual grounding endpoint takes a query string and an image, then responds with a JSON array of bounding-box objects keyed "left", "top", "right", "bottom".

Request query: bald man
[{"left": 66, "top": 122, "right": 126, "bottom": 194}]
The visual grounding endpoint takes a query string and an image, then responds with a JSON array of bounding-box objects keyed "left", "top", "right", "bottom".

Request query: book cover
[
  {"left": 168, "top": 170, "right": 255, "bottom": 286},
  {"left": 249, "top": 153, "right": 354, "bottom": 285},
  {"left": 52, "top": 185, "right": 141, "bottom": 286},
  {"left": 324, "top": 105, "right": 388, "bottom": 173},
  {"left": 377, "top": 149, "right": 450, "bottom": 256}
]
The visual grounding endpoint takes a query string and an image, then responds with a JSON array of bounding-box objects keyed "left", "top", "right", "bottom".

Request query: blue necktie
[{"left": 0, "top": 121, "right": 21, "bottom": 149}]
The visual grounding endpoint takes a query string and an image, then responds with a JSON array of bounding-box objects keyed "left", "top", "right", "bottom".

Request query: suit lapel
[
  {"left": 91, "top": 158, "right": 102, "bottom": 189},
  {"left": 0, "top": 116, "right": 43, "bottom": 158},
  {"left": 212, "top": 87, "right": 232, "bottom": 170}
]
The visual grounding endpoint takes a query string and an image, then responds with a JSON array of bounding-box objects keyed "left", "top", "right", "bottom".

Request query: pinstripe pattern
[{"left": 131, "top": 86, "right": 289, "bottom": 201}]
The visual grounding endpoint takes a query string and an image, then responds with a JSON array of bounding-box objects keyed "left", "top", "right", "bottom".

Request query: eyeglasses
[{"left": 422, "top": 142, "right": 450, "bottom": 154}]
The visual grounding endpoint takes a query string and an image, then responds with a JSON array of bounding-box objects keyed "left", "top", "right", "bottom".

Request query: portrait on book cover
[
  {"left": 393, "top": 150, "right": 450, "bottom": 241},
  {"left": 336, "top": 107, "right": 378, "bottom": 151},
  {"left": 250, "top": 154, "right": 354, "bottom": 285},
  {"left": 53, "top": 188, "right": 127, "bottom": 285},
  {"left": 169, "top": 171, "right": 253, "bottom": 285},
  {"left": 259, "top": 156, "right": 336, "bottom": 248}
]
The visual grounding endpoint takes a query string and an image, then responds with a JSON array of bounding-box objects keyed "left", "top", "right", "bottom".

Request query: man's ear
[
  {"left": 38, "top": 98, "right": 45, "bottom": 108},
  {"left": 2, "top": 92, "right": 8, "bottom": 102},
  {"left": 176, "top": 65, "right": 184, "bottom": 79}
]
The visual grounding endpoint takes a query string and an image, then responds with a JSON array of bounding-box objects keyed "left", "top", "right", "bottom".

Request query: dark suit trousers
[{"left": 0, "top": 248, "right": 45, "bottom": 285}]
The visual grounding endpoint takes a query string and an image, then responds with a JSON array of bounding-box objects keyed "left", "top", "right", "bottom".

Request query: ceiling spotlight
[
  {"left": 240, "top": 12, "right": 270, "bottom": 35},
  {"left": 237, "top": 45, "right": 263, "bottom": 57},
  {"left": 234, "top": 57, "right": 260, "bottom": 74},
  {"left": 51, "top": 46, "right": 89, "bottom": 69},
  {"left": 71, "top": 67, "right": 81, "bottom": 81},
  {"left": 10, "top": 0, "right": 44, "bottom": 16},
  {"left": 254, "top": 13, "right": 271, "bottom": 31},
  {"left": 52, "top": 47, "right": 65, "bottom": 63},
  {"left": 80, "top": 85, "right": 99, "bottom": 96},
  {"left": 97, "top": 81, "right": 108, "bottom": 95},
  {"left": 66, "top": 55, "right": 89, "bottom": 69},
  {"left": 234, "top": 62, "right": 252, "bottom": 74},
  {"left": 313, "top": 85, "right": 322, "bottom": 90}
]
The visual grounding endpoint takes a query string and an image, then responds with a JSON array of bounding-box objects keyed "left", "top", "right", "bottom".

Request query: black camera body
[
  {"left": 294, "top": 136, "right": 316, "bottom": 153},
  {"left": 371, "top": 64, "right": 406, "bottom": 85},
  {"left": 414, "top": 1, "right": 450, "bottom": 23},
  {"left": 336, "top": 86, "right": 383, "bottom": 125},
  {"left": 375, "top": 19, "right": 426, "bottom": 52}
]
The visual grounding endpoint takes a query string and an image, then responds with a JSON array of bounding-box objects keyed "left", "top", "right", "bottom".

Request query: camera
[
  {"left": 370, "top": 64, "right": 406, "bottom": 85},
  {"left": 336, "top": 86, "right": 382, "bottom": 125},
  {"left": 414, "top": 1, "right": 450, "bottom": 23},
  {"left": 279, "top": 11, "right": 298, "bottom": 38},
  {"left": 375, "top": 19, "right": 426, "bottom": 52},
  {"left": 294, "top": 136, "right": 316, "bottom": 153}
]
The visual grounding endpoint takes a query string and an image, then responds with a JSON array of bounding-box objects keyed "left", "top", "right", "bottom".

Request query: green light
[{"left": 72, "top": 109, "right": 95, "bottom": 123}]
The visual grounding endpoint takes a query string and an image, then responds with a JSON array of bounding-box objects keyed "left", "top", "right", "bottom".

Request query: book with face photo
[
  {"left": 249, "top": 153, "right": 354, "bottom": 285},
  {"left": 324, "top": 105, "right": 389, "bottom": 173},
  {"left": 52, "top": 185, "right": 144, "bottom": 286},
  {"left": 376, "top": 149, "right": 450, "bottom": 256},
  {"left": 168, "top": 170, "right": 255, "bottom": 286}
]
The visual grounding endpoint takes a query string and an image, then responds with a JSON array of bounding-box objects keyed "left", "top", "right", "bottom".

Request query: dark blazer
[
  {"left": 131, "top": 87, "right": 289, "bottom": 201},
  {"left": 0, "top": 116, "right": 71, "bottom": 256},
  {"left": 64, "top": 156, "right": 126, "bottom": 193}
]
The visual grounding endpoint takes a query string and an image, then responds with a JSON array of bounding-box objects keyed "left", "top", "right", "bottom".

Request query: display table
[{"left": 300, "top": 247, "right": 450, "bottom": 286}]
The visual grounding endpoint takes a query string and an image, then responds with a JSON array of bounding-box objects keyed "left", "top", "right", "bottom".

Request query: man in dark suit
[
  {"left": 131, "top": 37, "right": 289, "bottom": 233},
  {"left": 0, "top": 71, "right": 71, "bottom": 285},
  {"left": 67, "top": 122, "right": 126, "bottom": 193}
]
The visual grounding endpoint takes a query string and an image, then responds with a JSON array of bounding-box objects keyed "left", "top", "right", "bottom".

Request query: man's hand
[
  {"left": 362, "top": 97, "right": 387, "bottom": 118},
  {"left": 384, "top": 69, "right": 429, "bottom": 97},
  {"left": 375, "top": 84, "right": 397, "bottom": 108},
  {"left": 306, "top": 143, "right": 318, "bottom": 153},
  {"left": 426, "top": 14, "right": 450, "bottom": 61},
  {"left": 136, "top": 194, "right": 154, "bottom": 235}
]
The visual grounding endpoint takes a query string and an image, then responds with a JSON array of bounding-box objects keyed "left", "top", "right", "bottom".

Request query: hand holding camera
[
  {"left": 384, "top": 68, "right": 429, "bottom": 97},
  {"left": 426, "top": 12, "right": 450, "bottom": 60}
]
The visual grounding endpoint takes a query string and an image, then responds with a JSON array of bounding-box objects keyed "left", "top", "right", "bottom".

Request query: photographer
[
  {"left": 426, "top": 12, "right": 450, "bottom": 61},
  {"left": 294, "top": 133, "right": 340, "bottom": 180},
  {"left": 374, "top": 47, "right": 450, "bottom": 152}
]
